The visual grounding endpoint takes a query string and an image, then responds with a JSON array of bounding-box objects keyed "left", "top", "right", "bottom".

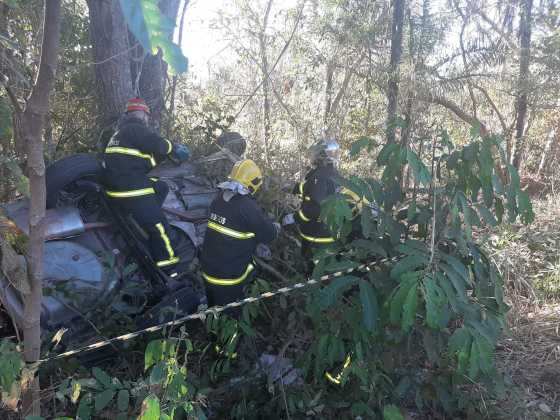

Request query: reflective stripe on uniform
[
  {"left": 298, "top": 209, "right": 311, "bottom": 222},
  {"left": 202, "top": 263, "right": 254, "bottom": 286},
  {"left": 155, "top": 223, "right": 175, "bottom": 260},
  {"left": 298, "top": 230, "right": 335, "bottom": 244},
  {"left": 325, "top": 354, "right": 352, "bottom": 385},
  {"left": 105, "top": 146, "right": 157, "bottom": 167},
  {"left": 106, "top": 187, "right": 155, "bottom": 198},
  {"left": 298, "top": 181, "right": 310, "bottom": 201},
  {"left": 164, "top": 139, "right": 173, "bottom": 154},
  {"left": 207, "top": 221, "right": 255, "bottom": 240},
  {"left": 156, "top": 257, "right": 180, "bottom": 267}
]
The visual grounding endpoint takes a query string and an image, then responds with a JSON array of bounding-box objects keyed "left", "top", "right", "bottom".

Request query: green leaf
[
  {"left": 319, "top": 276, "right": 359, "bottom": 309},
  {"left": 149, "top": 361, "right": 167, "bottom": 385},
  {"left": 383, "top": 404, "right": 404, "bottom": 420},
  {"left": 71, "top": 380, "right": 81, "bottom": 404},
  {"left": 440, "top": 253, "right": 471, "bottom": 286},
  {"left": 449, "top": 327, "right": 471, "bottom": 355},
  {"left": 77, "top": 395, "right": 92, "bottom": 420},
  {"left": 406, "top": 148, "right": 432, "bottom": 186},
  {"left": 463, "top": 205, "right": 481, "bottom": 227},
  {"left": 360, "top": 205, "right": 377, "bottom": 239},
  {"left": 422, "top": 276, "right": 447, "bottom": 329},
  {"left": 475, "top": 204, "right": 498, "bottom": 227},
  {"left": 390, "top": 255, "right": 427, "bottom": 280},
  {"left": 359, "top": 280, "right": 378, "bottom": 332},
  {"left": 389, "top": 273, "right": 419, "bottom": 324},
  {"left": 144, "top": 339, "right": 177, "bottom": 371},
  {"left": 117, "top": 389, "right": 129, "bottom": 412},
  {"left": 92, "top": 367, "right": 112, "bottom": 389},
  {"left": 0, "top": 97, "right": 12, "bottom": 141},
  {"left": 94, "top": 389, "right": 115, "bottom": 412},
  {"left": 377, "top": 143, "right": 400, "bottom": 165},
  {"left": 350, "top": 136, "right": 374, "bottom": 157},
  {"left": 321, "top": 194, "right": 353, "bottom": 234},
  {"left": 139, "top": 394, "right": 161, "bottom": 420},
  {"left": 401, "top": 283, "right": 418, "bottom": 332},
  {"left": 351, "top": 239, "right": 387, "bottom": 257},
  {"left": 119, "top": 0, "right": 188, "bottom": 74},
  {"left": 518, "top": 190, "right": 534, "bottom": 224},
  {"left": 468, "top": 341, "right": 480, "bottom": 379}
]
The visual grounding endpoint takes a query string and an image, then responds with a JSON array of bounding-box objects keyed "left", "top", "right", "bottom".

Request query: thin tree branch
[
  {"left": 472, "top": 83, "right": 508, "bottom": 134},
  {"left": 234, "top": 0, "right": 306, "bottom": 120},
  {"left": 1, "top": 75, "right": 23, "bottom": 114},
  {"left": 418, "top": 92, "right": 488, "bottom": 135}
]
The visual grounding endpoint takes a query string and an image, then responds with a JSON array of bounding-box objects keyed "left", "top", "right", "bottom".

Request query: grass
[{"left": 489, "top": 193, "right": 560, "bottom": 419}]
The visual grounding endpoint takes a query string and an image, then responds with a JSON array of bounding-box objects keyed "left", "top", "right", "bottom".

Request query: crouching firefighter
[
  {"left": 200, "top": 159, "right": 280, "bottom": 310},
  {"left": 102, "top": 97, "right": 190, "bottom": 277}
]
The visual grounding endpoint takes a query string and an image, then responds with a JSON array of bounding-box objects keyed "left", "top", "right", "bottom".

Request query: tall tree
[
  {"left": 386, "top": 0, "right": 405, "bottom": 144},
  {"left": 18, "top": 1, "right": 62, "bottom": 415},
  {"left": 86, "top": 0, "right": 181, "bottom": 131},
  {"left": 512, "top": 0, "right": 534, "bottom": 170}
]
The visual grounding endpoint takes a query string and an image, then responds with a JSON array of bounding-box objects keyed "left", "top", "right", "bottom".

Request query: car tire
[{"left": 46, "top": 153, "right": 103, "bottom": 209}]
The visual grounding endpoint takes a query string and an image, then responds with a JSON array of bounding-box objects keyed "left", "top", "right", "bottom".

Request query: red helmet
[{"left": 125, "top": 97, "right": 150, "bottom": 114}]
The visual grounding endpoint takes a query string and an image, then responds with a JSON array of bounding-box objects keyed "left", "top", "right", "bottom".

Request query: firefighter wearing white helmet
[
  {"left": 282, "top": 137, "right": 342, "bottom": 263},
  {"left": 200, "top": 159, "right": 280, "bottom": 311}
]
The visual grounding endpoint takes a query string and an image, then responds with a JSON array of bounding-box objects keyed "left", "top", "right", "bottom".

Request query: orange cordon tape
[{"left": 38, "top": 256, "right": 401, "bottom": 364}]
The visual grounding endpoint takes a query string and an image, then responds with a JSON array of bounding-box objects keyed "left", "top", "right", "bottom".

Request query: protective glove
[
  {"left": 367, "top": 202, "right": 380, "bottom": 217},
  {"left": 171, "top": 143, "right": 190, "bottom": 163},
  {"left": 256, "top": 243, "right": 272, "bottom": 260},
  {"left": 273, "top": 222, "right": 282, "bottom": 236},
  {"left": 282, "top": 213, "right": 295, "bottom": 226}
]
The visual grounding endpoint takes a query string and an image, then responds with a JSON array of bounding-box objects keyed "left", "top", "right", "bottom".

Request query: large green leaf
[
  {"left": 389, "top": 273, "right": 419, "bottom": 324},
  {"left": 359, "top": 280, "right": 378, "bottom": 332},
  {"left": 138, "top": 394, "right": 161, "bottom": 420},
  {"left": 119, "top": 0, "right": 188, "bottom": 74},
  {"left": 350, "top": 136, "right": 374, "bottom": 157},
  {"left": 318, "top": 276, "right": 358, "bottom": 309},
  {"left": 351, "top": 239, "right": 387, "bottom": 257},
  {"left": 321, "top": 194, "right": 353, "bottom": 233},
  {"left": 94, "top": 389, "right": 115, "bottom": 412},
  {"left": 406, "top": 148, "right": 432, "bottom": 186},
  {"left": 390, "top": 255, "right": 428, "bottom": 280},
  {"left": 422, "top": 276, "right": 447, "bottom": 329},
  {"left": 401, "top": 283, "right": 418, "bottom": 332},
  {"left": 383, "top": 404, "right": 404, "bottom": 420},
  {"left": 0, "top": 97, "right": 12, "bottom": 141},
  {"left": 117, "top": 389, "right": 129, "bottom": 412}
]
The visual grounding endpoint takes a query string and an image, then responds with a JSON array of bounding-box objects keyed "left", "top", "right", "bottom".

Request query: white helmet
[{"left": 308, "top": 137, "right": 341, "bottom": 166}]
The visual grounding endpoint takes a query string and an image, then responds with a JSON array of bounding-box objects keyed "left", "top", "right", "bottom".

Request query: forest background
[{"left": 0, "top": 0, "right": 559, "bottom": 419}]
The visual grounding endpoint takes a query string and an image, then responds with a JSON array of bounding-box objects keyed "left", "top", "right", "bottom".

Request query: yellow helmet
[{"left": 229, "top": 159, "right": 263, "bottom": 194}]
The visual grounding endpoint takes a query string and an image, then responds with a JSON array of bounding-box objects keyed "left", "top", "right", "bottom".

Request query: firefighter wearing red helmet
[{"left": 102, "top": 98, "right": 190, "bottom": 276}]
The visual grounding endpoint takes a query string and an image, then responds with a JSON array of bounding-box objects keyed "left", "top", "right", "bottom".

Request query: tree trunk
[
  {"left": 168, "top": 0, "right": 189, "bottom": 137},
  {"left": 259, "top": 0, "right": 273, "bottom": 166},
  {"left": 87, "top": 0, "right": 180, "bottom": 132},
  {"left": 537, "top": 124, "right": 558, "bottom": 178},
  {"left": 512, "top": 0, "right": 533, "bottom": 170},
  {"left": 386, "top": 0, "right": 405, "bottom": 144},
  {"left": 86, "top": 0, "right": 134, "bottom": 127},
  {"left": 20, "top": 1, "right": 62, "bottom": 416},
  {"left": 324, "top": 59, "right": 334, "bottom": 127},
  {"left": 139, "top": 0, "right": 181, "bottom": 131}
]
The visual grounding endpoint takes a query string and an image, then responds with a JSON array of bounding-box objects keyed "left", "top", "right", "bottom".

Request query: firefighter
[
  {"left": 102, "top": 97, "right": 190, "bottom": 276},
  {"left": 283, "top": 137, "right": 342, "bottom": 263},
  {"left": 200, "top": 159, "right": 280, "bottom": 308}
]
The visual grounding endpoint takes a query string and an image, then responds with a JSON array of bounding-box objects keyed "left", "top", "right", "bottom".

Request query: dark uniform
[
  {"left": 102, "top": 114, "right": 179, "bottom": 270},
  {"left": 294, "top": 164, "right": 339, "bottom": 259},
  {"left": 200, "top": 191, "right": 277, "bottom": 306}
]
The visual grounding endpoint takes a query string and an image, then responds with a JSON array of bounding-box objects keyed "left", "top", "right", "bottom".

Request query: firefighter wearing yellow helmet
[{"left": 200, "top": 159, "right": 280, "bottom": 312}]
